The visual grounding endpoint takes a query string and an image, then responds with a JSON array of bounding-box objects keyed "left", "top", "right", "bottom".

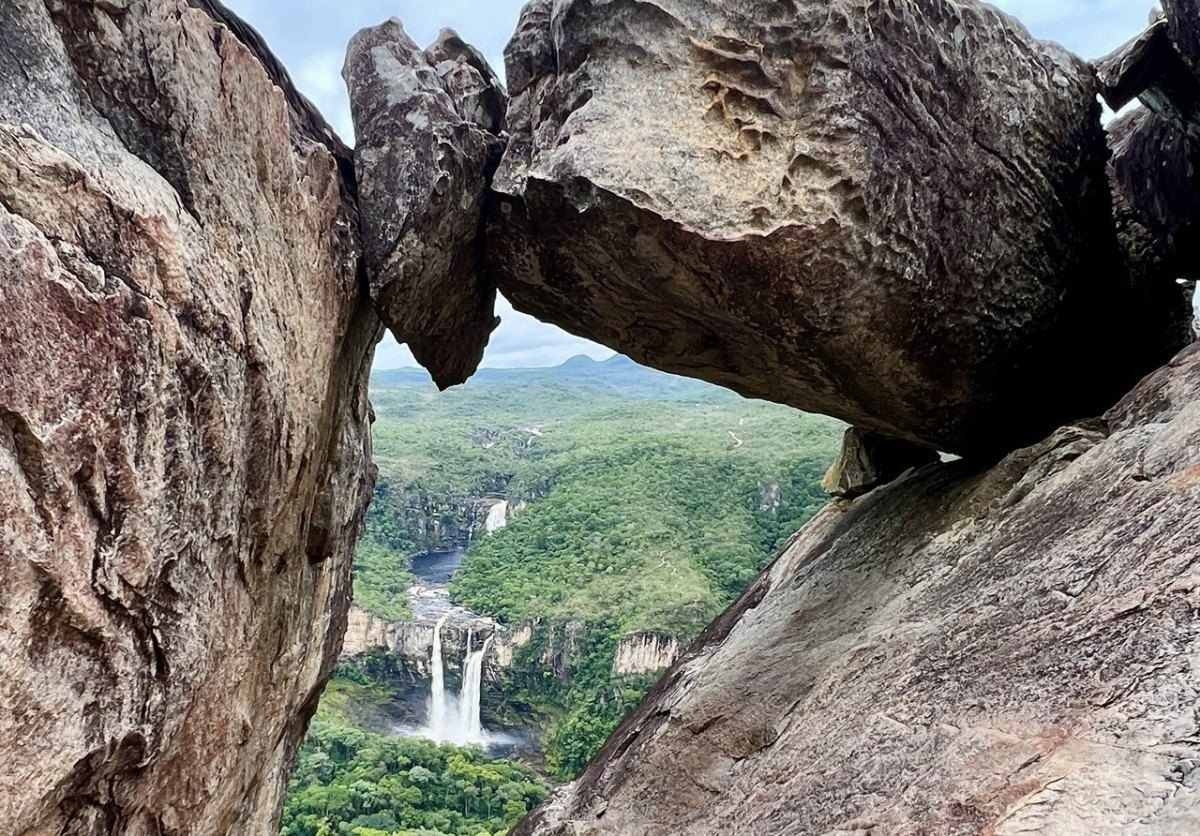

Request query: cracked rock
[{"left": 0, "top": 1, "right": 377, "bottom": 831}]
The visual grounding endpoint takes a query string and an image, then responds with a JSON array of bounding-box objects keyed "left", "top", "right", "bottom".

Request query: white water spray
[
  {"left": 484, "top": 500, "right": 508, "bottom": 534},
  {"left": 461, "top": 635, "right": 494, "bottom": 741},
  {"left": 417, "top": 620, "right": 498, "bottom": 746},
  {"left": 428, "top": 615, "right": 450, "bottom": 739}
]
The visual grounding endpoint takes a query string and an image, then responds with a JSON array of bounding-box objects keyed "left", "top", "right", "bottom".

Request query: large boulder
[
  {"left": 1096, "top": 2, "right": 1200, "bottom": 357},
  {"left": 486, "top": 0, "right": 1153, "bottom": 456},
  {"left": 517, "top": 341, "right": 1200, "bottom": 835},
  {"left": 0, "top": 1, "right": 377, "bottom": 831},
  {"left": 344, "top": 20, "right": 506, "bottom": 388}
]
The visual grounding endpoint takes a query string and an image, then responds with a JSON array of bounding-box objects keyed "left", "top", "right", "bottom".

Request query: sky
[{"left": 223, "top": 0, "right": 1161, "bottom": 370}]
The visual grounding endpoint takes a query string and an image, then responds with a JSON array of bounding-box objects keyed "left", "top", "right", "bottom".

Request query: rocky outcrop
[
  {"left": 485, "top": 0, "right": 1168, "bottom": 456},
  {"left": 0, "top": 1, "right": 378, "bottom": 833},
  {"left": 518, "top": 339, "right": 1200, "bottom": 835},
  {"left": 344, "top": 20, "right": 505, "bottom": 388},
  {"left": 342, "top": 607, "right": 436, "bottom": 665},
  {"left": 1097, "top": 7, "right": 1200, "bottom": 364},
  {"left": 613, "top": 634, "right": 680, "bottom": 677},
  {"left": 822, "top": 427, "right": 941, "bottom": 499}
]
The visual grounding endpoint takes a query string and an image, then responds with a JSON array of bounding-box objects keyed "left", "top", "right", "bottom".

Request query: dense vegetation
[
  {"left": 286, "top": 355, "right": 843, "bottom": 832},
  {"left": 356, "top": 357, "right": 843, "bottom": 779},
  {"left": 282, "top": 669, "right": 548, "bottom": 836}
]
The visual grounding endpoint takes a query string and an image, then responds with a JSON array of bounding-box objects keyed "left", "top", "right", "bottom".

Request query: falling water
[
  {"left": 417, "top": 620, "right": 496, "bottom": 746},
  {"left": 428, "top": 615, "right": 450, "bottom": 739},
  {"left": 460, "top": 635, "right": 494, "bottom": 741},
  {"left": 484, "top": 500, "right": 508, "bottom": 534}
]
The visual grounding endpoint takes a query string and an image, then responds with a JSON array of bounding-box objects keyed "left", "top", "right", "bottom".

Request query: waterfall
[
  {"left": 419, "top": 619, "right": 495, "bottom": 746},
  {"left": 428, "top": 615, "right": 450, "bottom": 739},
  {"left": 460, "top": 634, "right": 494, "bottom": 741},
  {"left": 484, "top": 500, "right": 508, "bottom": 534}
]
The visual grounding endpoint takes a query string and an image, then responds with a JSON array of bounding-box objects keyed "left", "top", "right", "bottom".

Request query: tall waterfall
[
  {"left": 460, "top": 634, "right": 494, "bottom": 741},
  {"left": 484, "top": 500, "right": 508, "bottom": 534},
  {"left": 428, "top": 615, "right": 450, "bottom": 739},
  {"left": 419, "top": 620, "right": 494, "bottom": 746}
]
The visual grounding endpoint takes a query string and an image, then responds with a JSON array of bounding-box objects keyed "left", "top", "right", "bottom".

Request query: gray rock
[
  {"left": 344, "top": 20, "right": 505, "bottom": 388},
  {"left": 1095, "top": 1, "right": 1200, "bottom": 356},
  {"left": 1096, "top": 14, "right": 1200, "bottom": 136},
  {"left": 1165, "top": 0, "right": 1200, "bottom": 74},
  {"left": 0, "top": 1, "right": 377, "bottom": 832},
  {"left": 486, "top": 0, "right": 1155, "bottom": 456},
  {"left": 822, "top": 428, "right": 940, "bottom": 499},
  {"left": 517, "top": 341, "right": 1200, "bottom": 836}
]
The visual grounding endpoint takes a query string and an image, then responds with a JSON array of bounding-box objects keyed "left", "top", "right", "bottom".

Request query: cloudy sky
[{"left": 223, "top": 0, "right": 1158, "bottom": 370}]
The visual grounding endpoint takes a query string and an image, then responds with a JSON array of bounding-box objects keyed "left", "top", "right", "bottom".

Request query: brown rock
[
  {"left": 344, "top": 20, "right": 505, "bottom": 388},
  {"left": 517, "top": 342, "right": 1200, "bottom": 836},
  {"left": 487, "top": 0, "right": 1151, "bottom": 456},
  {"left": 0, "top": 1, "right": 377, "bottom": 832},
  {"left": 821, "top": 428, "right": 940, "bottom": 499}
]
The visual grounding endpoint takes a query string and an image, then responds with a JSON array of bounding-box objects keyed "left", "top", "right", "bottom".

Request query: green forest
[
  {"left": 282, "top": 669, "right": 548, "bottom": 836},
  {"left": 285, "top": 356, "right": 843, "bottom": 832}
]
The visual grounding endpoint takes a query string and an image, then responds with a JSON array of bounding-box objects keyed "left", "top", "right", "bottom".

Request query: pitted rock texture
[
  {"left": 518, "top": 342, "right": 1200, "bottom": 836},
  {"left": 486, "top": 0, "right": 1155, "bottom": 456},
  {"left": 344, "top": 20, "right": 505, "bottom": 389},
  {"left": 0, "top": 1, "right": 377, "bottom": 832}
]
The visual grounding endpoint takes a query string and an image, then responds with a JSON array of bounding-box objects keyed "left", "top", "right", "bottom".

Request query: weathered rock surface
[
  {"left": 486, "top": 0, "right": 1157, "bottom": 455},
  {"left": 1166, "top": 0, "right": 1200, "bottom": 75},
  {"left": 821, "top": 427, "right": 940, "bottom": 499},
  {"left": 344, "top": 20, "right": 505, "bottom": 388},
  {"left": 1098, "top": 2, "right": 1200, "bottom": 358},
  {"left": 518, "top": 340, "right": 1200, "bottom": 836},
  {"left": 612, "top": 633, "right": 680, "bottom": 677},
  {"left": 0, "top": 1, "right": 377, "bottom": 832}
]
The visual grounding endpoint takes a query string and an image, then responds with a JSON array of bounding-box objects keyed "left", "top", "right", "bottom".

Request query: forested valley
[{"left": 282, "top": 355, "right": 843, "bottom": 836}]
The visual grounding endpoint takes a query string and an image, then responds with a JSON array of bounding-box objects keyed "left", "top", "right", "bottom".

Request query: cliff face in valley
[
  {"left": 612, "top": 634, "right": 681, "bottom": 677},
  {"left": 0, "top": 1, "right": 378, "bottom": 832}
]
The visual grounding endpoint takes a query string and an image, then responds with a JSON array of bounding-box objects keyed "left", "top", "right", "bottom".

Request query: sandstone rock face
[
  {"left": 345, "top": 20, "right": 505, "bottom": 388},
  {"left": 518, "top": 341, "right": 1200, "bottom": 836},
  {"left": 487, "top": 0, "right": 1144, "bottom": 455},
  {"left": 0, "top": 1, "right": 377, "bottom": 832},
  {"left": 612, "top": 634, "right": 680, "bottom": 677},
  {"left": 821, "top": 427, "right": 940, "bottom": 499}
]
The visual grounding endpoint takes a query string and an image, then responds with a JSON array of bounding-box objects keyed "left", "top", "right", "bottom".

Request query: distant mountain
[{"left": 371, "top": 354, "right": 726, "bottom": 401}]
